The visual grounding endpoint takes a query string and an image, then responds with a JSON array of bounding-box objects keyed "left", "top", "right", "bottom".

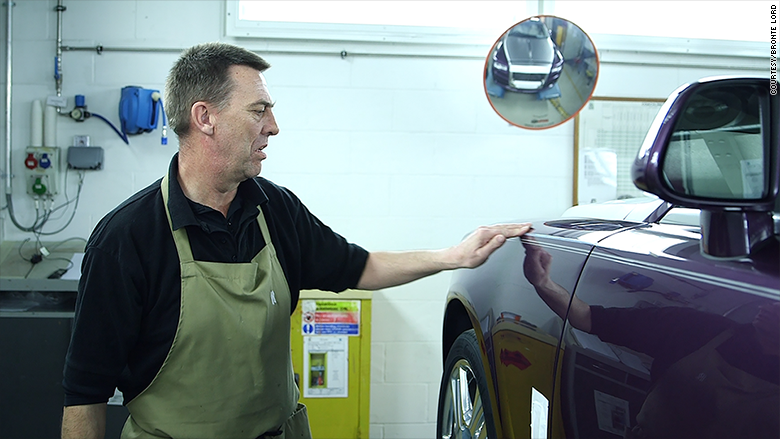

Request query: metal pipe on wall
[
  {"left": 62, "top": 45, "right": 183, "bottom": 54},
  {"left": 58, "top": 44, "right": 762, "bottom": 69},
  {"left": 60, "top": 44, "right": 484, "bottom": 60},
  {"left": 55, "top": 0, "right": 64, "bottom": 99},
  {"left": 4, "top": 0, "right": 14, "bottom": 196}
]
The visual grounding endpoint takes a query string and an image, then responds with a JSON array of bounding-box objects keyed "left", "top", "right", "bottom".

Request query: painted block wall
[{"left": 0, "top": 1, "right": 766, "bottom": 437}]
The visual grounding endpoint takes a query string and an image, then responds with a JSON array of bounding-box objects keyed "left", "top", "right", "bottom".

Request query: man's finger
[
  {"left": 495, "top": 223, "right": 533, "bottom": 238},
  {"left": 481, "top": 234, "right": 508, "bottom": 256}
]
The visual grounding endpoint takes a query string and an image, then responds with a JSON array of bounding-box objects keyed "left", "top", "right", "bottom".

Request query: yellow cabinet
[{"left": 290, "top": 290, "right": 372, "bottom": 438}]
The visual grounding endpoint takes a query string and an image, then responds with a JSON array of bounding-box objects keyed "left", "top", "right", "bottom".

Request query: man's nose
[{"left": 264, "top": 108, "right": 280, "bottom": 136}]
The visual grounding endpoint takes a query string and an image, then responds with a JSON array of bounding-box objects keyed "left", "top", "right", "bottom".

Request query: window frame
[
  {"left": 224, "top": 0, "right": 768, "bottom": 67},
  {"left": 224, "top": 0, "right": 528, "bottom": 46}
]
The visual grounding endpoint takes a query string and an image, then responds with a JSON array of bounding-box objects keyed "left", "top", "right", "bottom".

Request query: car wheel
[{"left": 437, "top": 329, "right": 497, "bottom": 439}]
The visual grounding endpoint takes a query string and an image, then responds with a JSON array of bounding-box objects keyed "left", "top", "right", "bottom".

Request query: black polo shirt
[{"left": 63, "top": 154, "right": 368, "bottom": 406}]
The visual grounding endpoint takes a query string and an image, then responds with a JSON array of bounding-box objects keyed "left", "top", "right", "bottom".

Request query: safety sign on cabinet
[{"left": 301, "top": 300, "right": 360, "bottom": 336}]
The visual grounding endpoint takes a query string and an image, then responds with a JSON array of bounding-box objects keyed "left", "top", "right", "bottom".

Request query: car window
[{"left": 509, "top": 20, "right": 548, "bottom": 38}]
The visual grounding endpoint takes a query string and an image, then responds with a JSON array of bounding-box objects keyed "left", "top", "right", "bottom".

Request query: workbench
[{"left": 0, "top": 240, "right": 128, "bottom": 438}]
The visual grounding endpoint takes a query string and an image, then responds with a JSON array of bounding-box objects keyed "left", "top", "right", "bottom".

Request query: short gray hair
[{"left": 165, "top": 42, "right": 271, "bottom": 139}]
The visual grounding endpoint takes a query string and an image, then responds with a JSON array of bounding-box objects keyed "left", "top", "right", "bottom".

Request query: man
[{"left": 61, "top": 42, "right": 531, "bottom": 439}]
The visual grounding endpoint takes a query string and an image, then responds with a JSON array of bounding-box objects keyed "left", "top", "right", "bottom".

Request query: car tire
[{"left": 437, "top": 329, "right": 498, "bottom": 439}]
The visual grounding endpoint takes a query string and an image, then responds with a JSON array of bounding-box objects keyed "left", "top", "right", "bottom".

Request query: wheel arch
[
  {"left": 441, "top": 297, "right": 474, "bottom": 365},
  {"left": 439, "top": 296, "right": 506, "bottom": 439}
]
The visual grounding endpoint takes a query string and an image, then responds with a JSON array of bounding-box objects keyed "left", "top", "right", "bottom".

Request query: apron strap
[
  {"left": 160, "top": 173, "right": 195, "bottom": 263},
  {"left": 255, "top": 205, "right": 275, "bottom": 258}
]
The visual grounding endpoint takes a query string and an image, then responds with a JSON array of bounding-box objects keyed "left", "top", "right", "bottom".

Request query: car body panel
[
  {"left": 564, "top": 224, "right": 778, "bottom": 437},
  {"left": 442, "top": 205, "right": 778, "bottom": 438}
]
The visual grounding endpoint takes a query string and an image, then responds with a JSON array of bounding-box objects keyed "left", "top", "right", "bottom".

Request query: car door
[
  {"left": 560, "top": 214, "right": 779, "bottom": 438},
  {"left": 467, "top": 220, "right": 638, "bottom": 438}
]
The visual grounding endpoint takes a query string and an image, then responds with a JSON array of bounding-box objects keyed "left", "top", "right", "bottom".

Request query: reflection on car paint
[
  {"left": 499, "top": 348, "right": 533, "bottom": 371},
  {"left": 441, "top": 217, "right": 779, "bottom": 439},
  {"left": 549, "top": 228, "right": 778, "bottom": 438}
]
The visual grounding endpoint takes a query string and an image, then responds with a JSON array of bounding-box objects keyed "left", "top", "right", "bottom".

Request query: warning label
[{"left": 301, "top": 300, "right": 360, "bottom": 336}]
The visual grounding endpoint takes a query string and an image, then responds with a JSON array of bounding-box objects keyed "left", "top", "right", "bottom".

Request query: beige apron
[
  {"left": 627, "top": 328, "right": 779, "bottom": 439},
  {"left": 120, "top": 173, "right": 312, "bottom": 439}
]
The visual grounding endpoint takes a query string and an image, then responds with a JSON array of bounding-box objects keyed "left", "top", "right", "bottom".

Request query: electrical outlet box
[
  {"left": 67, "top": 146, "right": 104, "bottom": 170},
  {"left": 24, "top": 146, "right": 60, "bottom": 197}
]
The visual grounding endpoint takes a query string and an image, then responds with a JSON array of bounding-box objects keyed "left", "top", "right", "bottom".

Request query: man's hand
[
  {"left": 522, "top": 235, "right": 554, "bottom": 287},
  {"left": 520, "top": 235, "right": 592, "bottom": 332},
  {"left": 448, "top": 223, "right": 533, "bottom": 269}
]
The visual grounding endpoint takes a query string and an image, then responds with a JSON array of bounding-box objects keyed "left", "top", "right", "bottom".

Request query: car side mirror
[{"left": 632, "top": 77, "right": 779, "bottom": 259}]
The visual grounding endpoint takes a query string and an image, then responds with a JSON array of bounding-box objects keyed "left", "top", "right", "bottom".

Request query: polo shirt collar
[{"left": 166, "top": 153, "right": 269, "bottom": 231}]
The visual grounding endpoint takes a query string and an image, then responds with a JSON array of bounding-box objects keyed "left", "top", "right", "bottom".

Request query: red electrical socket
[{"left": 25, "top": 153, "right": 38, "bottom": 169}]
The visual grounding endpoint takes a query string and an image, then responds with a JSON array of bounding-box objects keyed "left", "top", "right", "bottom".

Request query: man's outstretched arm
[
  {"left": 62, "top": 403, "right": 106, "bottom": 439},
  {"left": 356, "top": 223, "right": 531, "bottom": 290}
]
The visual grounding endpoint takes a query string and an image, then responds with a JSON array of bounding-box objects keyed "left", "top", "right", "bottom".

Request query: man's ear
[{"left": 191, "top": 101, "right": 215, "bottom": 136}]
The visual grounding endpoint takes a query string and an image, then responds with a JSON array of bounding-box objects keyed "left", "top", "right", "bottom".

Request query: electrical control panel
[
  {"left": 67, "top": 146, "right": 104, "bottom": 170},
  {"left": 24, "top": 146, "right": 60, "bottom": 198}
]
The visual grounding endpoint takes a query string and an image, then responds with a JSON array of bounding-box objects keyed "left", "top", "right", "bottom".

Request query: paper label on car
[{"left": 593, "top": 390, "right": 630, "bottom": 436}]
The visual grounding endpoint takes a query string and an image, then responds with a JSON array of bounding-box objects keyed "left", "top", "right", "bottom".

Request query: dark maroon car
[{"left": 437, "top": 77, "right": 779, "bottom": 439}]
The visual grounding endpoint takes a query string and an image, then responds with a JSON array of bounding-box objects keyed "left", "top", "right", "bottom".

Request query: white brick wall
[{"left": 0, "top": 1, "right": 766, "bottom": 437}]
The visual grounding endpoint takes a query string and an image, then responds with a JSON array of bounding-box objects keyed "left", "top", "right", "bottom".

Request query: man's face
[{"left": 212, "top": 65, "right": 279, "bottom": 183}]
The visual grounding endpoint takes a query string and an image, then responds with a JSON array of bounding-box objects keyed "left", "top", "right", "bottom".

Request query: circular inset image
[{"left": 484, "top": 15, "right": 599, "bottom": 129}]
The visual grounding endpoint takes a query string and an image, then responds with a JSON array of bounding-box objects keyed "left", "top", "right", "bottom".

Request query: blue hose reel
[{"left": 119, "top": 86, "right": 168, "bottom": 144}]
